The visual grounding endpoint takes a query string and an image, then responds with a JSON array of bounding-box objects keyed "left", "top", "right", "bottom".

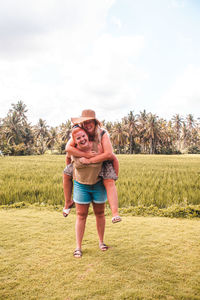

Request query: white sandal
[
  {"left": 63, "top": 208, "right": 71, "bottom": 217},
  {"left": 99, "top": 243, "right": 109, "bottom": 251},
  {"left": 112, "top": 216, "right": 122, "bottom": 223},
  {"left": 73, "top": 249, "right": 82, "bottom": 258},
  {"left": 63, "top": 202, "right": 74, "bottom": 217}
]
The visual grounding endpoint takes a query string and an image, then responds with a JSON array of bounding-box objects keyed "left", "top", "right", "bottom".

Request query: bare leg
[
  {"left": 92, "top": 202, "right": 105, "bottom": 244},
  {"left": 63, "top": 173, "right": 73, "bottom": 208},
  {"left": 112, "top": 154, "right": 119, "bottom": 176},
  {"left": 75, "top": 203, "right": 89, "bottom": 250},
  {"left": 103, "top": 179, "right": 119, "bottom": 218}
]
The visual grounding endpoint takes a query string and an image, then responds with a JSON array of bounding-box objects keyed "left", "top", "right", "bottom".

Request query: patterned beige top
[{"left": 72, "top": 140, "right": 102, "bottom": 185}]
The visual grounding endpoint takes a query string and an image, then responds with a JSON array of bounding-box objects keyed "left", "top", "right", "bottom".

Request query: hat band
[{"left": 72, "top": 124, "right": 81, "bottom": 129}]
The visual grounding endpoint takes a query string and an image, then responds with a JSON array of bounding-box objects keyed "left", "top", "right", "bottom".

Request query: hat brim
[{"left": 71, "top": 116, "right": 100, "bottom": 125}]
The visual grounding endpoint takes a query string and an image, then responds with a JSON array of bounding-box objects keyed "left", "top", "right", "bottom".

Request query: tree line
[{"left": 0, "top": 101, "right": 200, "bottom": 155}]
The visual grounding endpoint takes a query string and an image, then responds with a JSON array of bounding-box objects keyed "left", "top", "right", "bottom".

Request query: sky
[{"left": 0, "top": 0, "right": 200, "bottom": 126}]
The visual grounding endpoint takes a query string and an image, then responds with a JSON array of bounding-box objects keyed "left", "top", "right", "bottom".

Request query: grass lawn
[{"left": 0, "top": 208, "right": 200, "bottom": 300}]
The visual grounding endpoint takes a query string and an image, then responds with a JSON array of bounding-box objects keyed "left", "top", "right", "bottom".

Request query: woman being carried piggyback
[{"left": 63, "top": 109, "right": 121, "bottom": 224}]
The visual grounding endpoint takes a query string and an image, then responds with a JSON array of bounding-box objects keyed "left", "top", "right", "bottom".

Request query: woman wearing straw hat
[
  {"left": 63, "top": 109, "right": 121, "bottom": 223},
  {"left": 70, "top": 125, "right": 109, "bottom": 257}
]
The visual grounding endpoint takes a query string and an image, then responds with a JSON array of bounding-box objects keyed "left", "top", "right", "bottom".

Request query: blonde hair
[{"left": 94, "top": 125, "right": 102, "bottom": 144}]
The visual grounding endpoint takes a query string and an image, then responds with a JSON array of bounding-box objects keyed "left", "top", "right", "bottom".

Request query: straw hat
[{"left": 71, "top": 109, "right": 101, "bottom": 125}]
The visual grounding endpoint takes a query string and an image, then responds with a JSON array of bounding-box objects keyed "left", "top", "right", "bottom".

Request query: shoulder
[
  {"left": 100, "top": 128, "right": 107, "bottom": 137},
  {"left": 100, "top": 128, "right": 110, "bottom": 138},
  {"left": 100, "top": 129, "right": 111, "bottom": 146},
  {"left": 94, "top": 126, "right": 110, "bottom": 144}
]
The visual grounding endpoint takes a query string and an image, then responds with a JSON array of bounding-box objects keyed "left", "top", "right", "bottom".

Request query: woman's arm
[
  {"left": 80, "top": 133, "right": 114, "bottom": 164},
  {"left": 65, "top": 152, "right": 71, "bottom": 165},
  {"left": 65, "top": 138, "right": 96, "bottom": 159}
]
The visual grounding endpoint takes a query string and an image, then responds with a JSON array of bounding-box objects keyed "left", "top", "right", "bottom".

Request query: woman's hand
[
  {"left": 80, "top": 157, "right": 91, "bottom": 164},
  {"left": 84, "top": 151, "right": 97, "bottom": 159}
]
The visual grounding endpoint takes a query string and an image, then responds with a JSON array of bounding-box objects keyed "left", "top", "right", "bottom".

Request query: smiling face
[
  {"left": 82, "top": 119, "right": 96, "bottom": 136},
  {"left": 73, "top": 129, "right": 89, "bottom": 150}
]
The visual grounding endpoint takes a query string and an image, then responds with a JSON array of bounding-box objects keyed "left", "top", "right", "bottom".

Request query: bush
[
  {"left": 119, "top": 204, "right": 200, "bottom": 218},
  {"left": 188, "top": 146, "right": 200, "bottom": 154}
]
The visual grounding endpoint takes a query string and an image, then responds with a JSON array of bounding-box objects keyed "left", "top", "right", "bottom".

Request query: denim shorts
[{"left": 73, "top": 180, "right": 107, "bottom": 204}]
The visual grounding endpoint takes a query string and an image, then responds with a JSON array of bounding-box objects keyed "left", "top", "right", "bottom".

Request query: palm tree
[
  {"left": 2, "top": 101, "right": 34, "bottom": 155},
  {"left": 58, "top": 120, "right": 72, "bottom": 143},
  {"left": 186, "top": 114, "right": 195, "bottom": 131},
  {"left": 47, "top": 127, "right": 58, "bottom": 152},
  {"left": 181, "top": 121, "right": 188, "bottom": 150},
  {"left": 138, "top": 110, "right": 148, "bottom": 153},
  {"left": 3, "top": 112, "right": 21, "bottom": 145},
  {"left": 123, "top": 111, "right": 138, "bottom": 154},
  {"left": 164, "top": 120, "right": 175, "bottom": 153},
  {"left": 186, "top": 114, "right": 197, "bottom": 147},
  {"left": 57, "top": 120, "right": 72, "bottom": 153},
  {"left": 104, "top": 121, "right": 113, "bottom": 133},
  {"left": 155, "top": 118, "right": 169, "bottom": 153},
  {"left": 110, "top": 122, "right": 129, "bottom": 154},
  {"left": 34, "top": 119, "right": 49, "bottom": 154},
  {"left": 145, "top": 114, "right": 161, "bottom": 154},
  {"left": 172, "top": 114, "right": 183, "bottom": 151},
  {"left": 10, "top": 100, "right": 28, "bottom": 124}
]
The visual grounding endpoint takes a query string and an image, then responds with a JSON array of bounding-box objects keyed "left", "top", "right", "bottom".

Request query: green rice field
[{"left": 0, "top": 154, "right": 200, "bottom": 209}]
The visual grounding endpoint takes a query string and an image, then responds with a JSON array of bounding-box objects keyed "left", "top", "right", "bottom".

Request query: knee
[
  {"left": 94, "top": 209, "right": 105, "bottom": 218},
  {"left": 103, "top": 179, "right": 115, "bottom": 188},
  {"left": 77, "top": 211, "right": 88, "bottom": 220}
]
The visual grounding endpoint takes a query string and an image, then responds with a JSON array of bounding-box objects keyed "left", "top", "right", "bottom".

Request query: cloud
[
  {"left": 0, "top": 32, "right": 146, "bottom": 125},
  {"left": 58, "top": 34, "right": 147, "bottom": 122},
  {"left": 158, "top": 65, "right": 200, "bottom": 119},
  {"left": 0, "top": 0, "right": 115, "bottom": 59},
  {"left": 110, "top": 16, "right": 122, "bottom": 29},
  {"left": 3, "top": 0, "right": 198, "bottom": 127},
  {"left": 0, "top": 0, "right": 120, "bottom": 125},
  {"left": 168, "top": 0, "right": 186, "bottom": 8}
]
